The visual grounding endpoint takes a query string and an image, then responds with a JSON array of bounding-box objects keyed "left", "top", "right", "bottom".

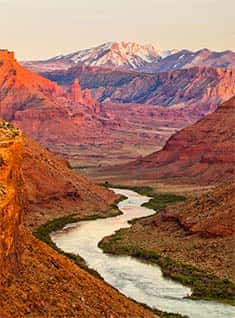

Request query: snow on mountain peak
[{"left": 33, "top": 41, "right": 176, "bottom": 71}]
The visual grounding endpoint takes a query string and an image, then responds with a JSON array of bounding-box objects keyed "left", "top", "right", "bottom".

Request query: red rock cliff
[{"left": 0, "top": 123, "right": 24, "bottom": 284}]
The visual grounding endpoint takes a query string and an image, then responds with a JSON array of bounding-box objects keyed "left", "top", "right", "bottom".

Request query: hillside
[
  {"left": 101, "top": 183, "right": 235, "bottom": 282},
  {"left": 21, "top": 137, "right": 117, "bottom": 227},
  {"left": 0, "top": 124, "right": 156, "bottom": 317},
  {"left": 95, "top": 96, "right": 235, "bottom": 185}
]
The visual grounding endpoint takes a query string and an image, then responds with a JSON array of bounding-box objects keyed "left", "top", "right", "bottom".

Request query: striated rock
[
  {"left": 0, "top": 123, "right": 156, "bottom": 317},
  {"left": 44, "top": 64, "right": 235, "bottom": 120},
  {"left": 162, "top": 183, "right": 235, "bottom": 238},
  {"left": 105, "top": 96, "right": 235, "bottom": 185},
  {"left": 21, "top": 137, "right": 116, "bottom": 227},
  {"left": 0, "top": 123, "right": 23, "bottom": 284}
]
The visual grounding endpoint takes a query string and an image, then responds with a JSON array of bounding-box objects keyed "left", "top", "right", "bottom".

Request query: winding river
[{"left": 51, "top": 188, "right": 235, "bottom": 318}]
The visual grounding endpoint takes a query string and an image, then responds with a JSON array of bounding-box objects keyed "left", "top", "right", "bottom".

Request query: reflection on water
[{"left": 51, "top": 188, "right": 235, "bottom": 318}]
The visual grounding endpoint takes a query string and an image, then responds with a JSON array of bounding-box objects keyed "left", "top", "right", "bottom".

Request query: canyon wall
[{"left": 0, "top": 124, "right": 24, "bottom": 284}]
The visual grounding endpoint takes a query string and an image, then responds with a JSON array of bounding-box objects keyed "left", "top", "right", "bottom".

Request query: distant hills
[
  {"left": 22, "top": 42, "right": 235, "bottom": 73},
  {"left": 105, "top": 96, "right": 235, "bottom": 185}
]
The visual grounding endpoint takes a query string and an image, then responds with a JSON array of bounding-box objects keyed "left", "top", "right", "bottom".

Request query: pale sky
[{"left": 0, "top": 0, "right": 234, "bottom": 60}]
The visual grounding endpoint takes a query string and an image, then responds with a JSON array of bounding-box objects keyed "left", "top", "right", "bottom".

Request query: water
[{"left": 51, "top": 188, "right": 235, "bottom": 318}]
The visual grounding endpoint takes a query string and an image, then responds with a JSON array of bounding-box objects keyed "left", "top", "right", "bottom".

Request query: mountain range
[
  {"left": 1, "top": 41, "right": 235, "bottom": 318},
  {"left": 23, "top": 42, "right": 235, "bottom": 73},
  {"left": 1, "top": 49, "right": 235, "bottom": 168}
]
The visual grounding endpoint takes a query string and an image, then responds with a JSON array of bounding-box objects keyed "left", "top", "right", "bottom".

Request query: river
[{"left": 51, "top": 188, "right": 235, "bottom": 318}]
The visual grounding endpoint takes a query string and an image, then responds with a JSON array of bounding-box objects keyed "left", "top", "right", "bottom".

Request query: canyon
[
  {"left": 0, "top": 123, "right": 157, "bottom": 318},
  {"left": 5, "top": 48, "right": 235, "bottom": 168},
  {"left": 92, "top": 96, "right": 235, "bottom": 185},
  {"left": 0, "top": 43, "right": 235, "bottom": 317}
]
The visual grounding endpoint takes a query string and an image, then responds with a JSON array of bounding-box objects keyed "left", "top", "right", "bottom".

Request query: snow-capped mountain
[
  {"left": 23, "top": 43, "right": 235, "bottom": 74},
  {"left": 141, "top": 49, "right": 235, "bottom": 73},
  {"left": 22, "top": 42, "right": 175, "bottom": 72}
]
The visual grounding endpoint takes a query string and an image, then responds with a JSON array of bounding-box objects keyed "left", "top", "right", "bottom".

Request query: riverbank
[
  {"left": 98, "top": 184, "right": 235, "bottom": 306},
  {"left": 34, "top": 189, "right": 191, "bottom": 318},
  {"left": 33, "top": 195, "right": 125, "bottom": 278}
]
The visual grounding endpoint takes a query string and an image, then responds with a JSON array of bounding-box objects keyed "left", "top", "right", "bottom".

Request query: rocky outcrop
[
  {"left": 43, "top": 65, "right": 235, "bottom": 118},
  {"left": 0, "top": 123, "right": 23, "bottom": 284},
  {"left": 104, "top": 96, "right": 235, "bottom": 185},
  {"left": 21, "top": 137, "right": 117, "bottom": 227},
  {"left": 0, "top": 122, "right": 156, "bottom": 317},
  {"left": 162, "top": 183, "right": 235, "bottom": 238}
]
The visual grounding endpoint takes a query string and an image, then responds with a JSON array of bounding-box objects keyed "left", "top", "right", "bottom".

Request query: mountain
[
  {"left": 23, "top": 43, "right": 235, "bottom": 74},
  {"left": 0, "top": 49, "right": 111, "bottom": 147},
  {"left": 97, "top": 96, "right": 235, "bottom": 185},
  {"left": 23, "top": 42, "right": 173, "bottom": 72},
  {"left": 0, "top": 124, "right": 156, "bottom": 318},
  {"left": 141, "top": 49, "right": 235, "bottom": 73},
  {"left": 3, "top": 49, "right": 235, "bottom": 168},
  {"left": 44, "top": 64, "right": 235, "bottom": 117},
  {"left": 0, "top": 49, "right": 196, "bottom": 167},
  {"left": 0, "top": 49, "right": 100, "bottom": 121}
]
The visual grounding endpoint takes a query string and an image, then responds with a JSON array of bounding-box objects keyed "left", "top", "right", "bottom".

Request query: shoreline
[
  {"left": 33, "top": 190, "right": 190, "bottom": 318},
  {"left": 98, "top": 184, "right": 235, "bottom": 306}
]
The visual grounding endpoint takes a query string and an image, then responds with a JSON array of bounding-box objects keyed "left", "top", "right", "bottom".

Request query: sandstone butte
[
  {"left": 0, "top": 124, "right": 157, "bottom": 318},
  {"left": 101, "top": 96, "right": 235, "bottom": 185},
  {"left": 0, "top": 49, "right": 105, "bottom": 145}
]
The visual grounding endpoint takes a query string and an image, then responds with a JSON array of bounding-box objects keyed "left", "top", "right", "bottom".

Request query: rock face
[
  {"left": 0, "top": 50, "right": 193, "bottom": 166},
  {"left": 44, "top": 65, "right": 235, "bottom": 119},
  {"left": 0, "top": 50, "right": 106, "bottom": 146},
  {"left": 0, "top": 124, "right": 156, "bottom": 317},
  {"left": 22, "top": 137, "right": 117, "bottom": 227},
  {"left": 106, "top": 96, "right": 235, "bottom": 185},
  {"left": 0, "top": 123, "right": 23, "bottom": 284},
  {"left": 163, "top": 183, "right": 235, "bottom": 238}
]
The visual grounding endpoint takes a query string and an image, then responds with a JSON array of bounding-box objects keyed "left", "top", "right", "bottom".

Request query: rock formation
[
  {"left": 44, "top": 64, "right": 235, "bottom": 120},
  {"left": 0, "top": 123, "right": 157, "bottom": 317},
  {"left": 21, "top": 137, "right": 117, "bottom": 227},
  {"left": 0, "top": 122, "right": 23, "bottom": 284},
  {"left": 102, "top": 96, "right": 235, "bottom": 185}
]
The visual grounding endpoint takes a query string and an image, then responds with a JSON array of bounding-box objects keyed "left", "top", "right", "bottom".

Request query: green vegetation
[
  {"left": 33, "top": 195, "right": 125, "bottom": 279},
  {"left": 135, "top": 301, "right": 189, "bottom": 318},
  {"left": 99, "top": 231, "right": 235, "bottom": 305},
  {"left": 153, "top": 310, "right": 189, "bottom": 318},
  {"left": 99, "top": 183, "right": 235, "bottom": 305},
  {"left": 101, "top": 183, "right": 186, "bottom": 211},
  {"left": 101, "top": 182, "right": 186, "bottom": 223}
]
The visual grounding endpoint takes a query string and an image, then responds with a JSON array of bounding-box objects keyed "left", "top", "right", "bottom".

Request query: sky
[{"left": 0, "top": 0, "right": 234, "bottom": 60}]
